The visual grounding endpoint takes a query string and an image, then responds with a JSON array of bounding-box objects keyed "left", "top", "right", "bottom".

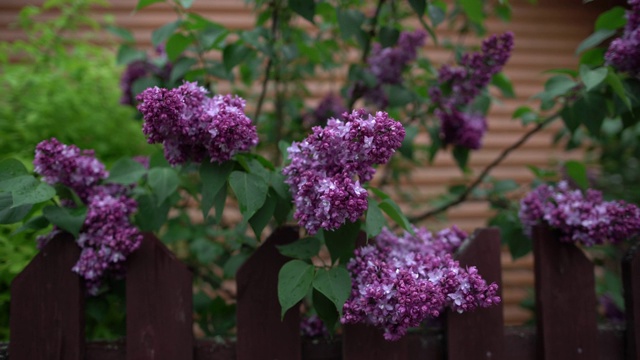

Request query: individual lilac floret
[
  {"left": 300, "top": 314, "right": 330, "bottom": 338},
  {"left": 34, "top": 138, "right": 108, "bottom": 202},
  {"left": 519, "top": 181, "right": 640, "bottom": 246},
  {"left": 429, "top": 32, "right": 513, "bottom": 150},
  {"left": 283, "top": 109, "right": 405, "bottom": 234},
  {"left": 341, "top": 226, "right": 500, "bottom": 341},
  {"left": 605, "top": 0, "right": 640, "bottom": 77},
  {"left": 136, "top": 82, "right": 258, "bottom": 165}
]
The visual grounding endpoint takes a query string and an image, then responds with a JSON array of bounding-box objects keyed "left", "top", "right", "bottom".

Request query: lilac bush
[
  {"left": 119, "top": 46, "right": 172, "bottom": 106},
  {"left": 33, "top": 138, "right": 142, "bottom": 294},
  {"left": 429, "top": 32, "right": 514, "bottom": 149},
  {"left": 282, "top": 109, "right": 405, "bottom": 234},
  {"left": 519, "top": 181, "right": 640, "bottom": 246},
  {"left": 342, "top": 226, "right": 500, "bottom": 341},
  {"left": 605, "top": 0, "right": 640, "bottom": 77},
  {"left": 136, "top": 81, "right": 258, "bottom": 165}
]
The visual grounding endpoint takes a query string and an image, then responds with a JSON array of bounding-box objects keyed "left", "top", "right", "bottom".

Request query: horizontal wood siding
[{"left": 0, "top": 0, "right": 614, "bottom": 325}]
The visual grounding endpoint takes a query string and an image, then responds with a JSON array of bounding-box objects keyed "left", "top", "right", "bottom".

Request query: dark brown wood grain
[
  {"left": 9, "top": 232, "right": 85, "bottom": 360},
  {"left": 446, "top": 228, "right": 505, "bottom": 360},
  {"left": 125, "top": 233, "right": 193, "bottom": 360},
  {"left": 623, "top": 243, "right": 640, "bottom": 360},
  {"left": 236, "top": 226, "right": 301, "bottom": 360},
  {"left": 533, "top": 225, "right": 599, "bottom": 360},
  {"left": 342, "top": 323, "right": 408, "bottom": 360}
]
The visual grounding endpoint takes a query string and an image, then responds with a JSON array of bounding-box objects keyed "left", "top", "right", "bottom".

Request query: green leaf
[
  {"left": 379, "top": 26, "right": 400, "bottom": 48},
  {"left": 488, "top": 211, "right": 531, "bottom": 259},
  {"left": 495, "top": 3, "right": 511, "bottom": 22},
  {"left": 0, "top": 158, "right": 28, "bottom": 182},
  {"left": 134, "top": 194, "right": 170, "bottom": 232},
  {"left": 248, "top": 191, "right": 276, "bottom": 239},
  {"left": 581, "top": 93, "right": 607, "bottom": 135},
  {"left": 580, "top": 48, "right": 606, "bottom": 67},
  {"left": 278, "top": 260, "right": 315, "bottom": 318},
  {"left": 565, "top": 160, "right": 589, "bottom": 190},
  {"left": 493, "top": 179, "right": 519, "bottom": 194},
  {"left": 11, "top": 179, "right": 56, "bottom": 208},
  {"left": 0, "top": 175, "right": 35, "bottom": 193},
  {"left": 336, "top": 9, "right": 365, "bottom": 41},
  {"left": 200, "top": 161, "right": 234, "bottom": 220},
  {"left": 491, "top": 72, "right": 515, "bottom": 98},
  {"left": 385, "top": 85, "right": 414, "bottom": 107},
  {"left": 607, "top": 70, "right": 632, "bottom": 110},
  {"left": 427, "top": 3, "right": 446, "bottom": 27},
  {"left": 189, "top": 238, "right": 224, "bottom": 264},
  {"left": 323, "top": 220, "right": 360, "bottom": 264},
  {"left": 575, "top": 29, "right": 616, "bottom": 55},
  {"left": 560, "top": 103, "right": 583, "bottom": 133},
  {"left": 452, "top": 146, "right": 470, "bottom": 171},
  {"left": 290, "top": 0, "right": 316, "bottom": 23},
  {"left": 170, "top": 57, "right": 197, "bottom": 83},
  {"left": 229, "top": 171, "right": 268, "bottom": 220},
  {"left": 152, "top": 20, "right": 183, "bottom": 47},
  {"left": 312, "top": 289, "right": 338, "bottom": 332},
  {"left": 14, "top": 215, "right": 50, "bottom": 234},
  {"left": 378, "top": 198, "right": 413, "bottom": 233},
  {"left": 148, "top": 167, "right": 179, "bottom": 205},
  {"left": 512, "top": 106, "right": 538, "bottom": 125},
  {"left": 116, "top": 45, "right": 146, "bottom": 66},
  {"left": 365, "top": 198, "right": 385, "bottom": 239},
  {"left": 313, "top": 266, "right": 352, "bottom": 316},
  {"left": 106, "top": 158, "right": 147, "bottom": 185},
  {"left": 581, "top": 66, "right": 608, "bottom": 92},
  {"left": 223, "top": 42, "right": 252, "bottom": 71},
  {"left": 135, "top": 0, "right": 164, "bottom": 11},
  {"left": 459, "top": 0, "right": 484, "bottom": 24},
  {"left": 43, "top": 206, "right": 87, "bottom": 238},
  {"left": 105, "top": 25, "right": 135, "bottom": 43},
  {"left": 0, "top": 192, "right": 31, "bottom": 224},
  {"left": 223, "top": 252, "right": 250, "bottom": 277},
  {"left": 178, "top": 0, "right": 195, "bottom": 9},
  {"left": 166, "top": 33, "right": 193, "bottom": 62},
  {"left": 543, "top": 75, "right": 577, "bottom": 99},
  {"left": 595, "top": 6, "right": 627, "bottom": 31},
  {"left": 277, "top": 237, "right": 321, "bottom": 259},
  {"left": 408, "top": 0, "right": 426, "bottom": 16}
]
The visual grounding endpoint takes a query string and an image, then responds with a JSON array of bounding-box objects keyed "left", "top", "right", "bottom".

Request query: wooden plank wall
[{"left": 0, "top": 0, "right": 616, "bottom": 325}]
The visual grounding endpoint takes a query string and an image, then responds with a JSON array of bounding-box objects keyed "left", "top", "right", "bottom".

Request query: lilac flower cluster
[
  {"left": 136, "top": 82, "right": 258, "bottom": 165},
  {"left": 34, "top": 138, "right": 142, "bottom": 294},
  {"left": 358, "top": 30, "right": 427, "bottom": 108},
  {"left": 120, "top": 46, "right": 172, "bottom": 106},
  {"left": 341, "top": 226, "right": 500, "bottom": 341},
  {"left": 300, "top": 314, "right": 330, "bottom": 338},
  {"left": 429, "top": 32, "right": 514, "bottom": 149},
  {"left": 303, "top": 94, "right": 348, "bottom": 128},
  {"left": 519, "top": 181, "right": 640, "bottom": 246},
  {"left": 605, "top": 0, "right": 640, "bottom": 77},
  {"left": 282, "top": 109, "right": 405, "bottom": 234}
]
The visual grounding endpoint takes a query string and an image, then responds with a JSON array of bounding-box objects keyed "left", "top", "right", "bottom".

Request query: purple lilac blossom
[
  {"left": 34, "top": 138, "right": 108, "bottom": 202},
  {"left": 357, "top": 30, "right": 427, "bottom": 108},
  {"left": 300, "top": 314, "right": 330, "bottom": 338},
  {"left": 303, "top": 94, "right": 348, "bottom": 128},
  {"left": 519, "top": 181, "right": 640, "bottom": 246},
  {"left": 342, "top": 226, "right": 500, "bottom": 341},
  {"left": 33, "top": 139, "right": 142, "bottom": 294},
  {"left": 282, "top": 109, "right": 405, "bottom": 234},
  {"left": 120, "top": 46, "right": 173, "bottom": 106},
  {"left": 136, "top": 82, "right": 259, "bottom": 165},
  {"left": 605, "top": 0, "right": 640, "bottom": 77},
  {"left": 429, "top": 32, "right": 514, "bottom": 149}
]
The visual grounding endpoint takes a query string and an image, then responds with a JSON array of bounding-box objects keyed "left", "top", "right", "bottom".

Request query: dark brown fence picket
[
  {"left": 533, "top": 225, "right": 599, "bottom": 360},
  {"left": 236, "top": 226, "right": 301, "bottom": 360},
  {"left": 446, "top": 227, "right": 504, "bottom": 360},
  {"left": 623, "top": 243, "right": 640, "bottom": 360},
  {"left": 9, "top": 232, "right": 84, "bottom": 360},
  {"left": 125, "top": 233, "right": 193, "bottom": 360}
]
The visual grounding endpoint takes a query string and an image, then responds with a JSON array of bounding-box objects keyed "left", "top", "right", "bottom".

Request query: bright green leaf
[
  {"left": 116, "top": 44, "right": 146, "bottom": 66},
  {"left": 105, "top": 25, "right": 135, "bottom": 43},
  {"left": 365, "top": 198, "right": 385, "bottom": 239},
  {"left": 152, "top": 20, "right": 183, "bottom": 47},
  {"left": 11, "top": 179, "right": 56, "bottom": 208},
  {"left": 135, "top": 0, "right": 164, "bottom": 11},
  {"left": 565, "top": 160, "right": 589, "bottom": 190},
  {"left": 452, "top": 146, "right": 470, "bottom": 171},
  {"left": 278, "top": 260, "right": 314, "bottom": 318},
  {"left": 0, "top": 192, "right": 31, "bottom": 224},
  {"left": 43, "top": 206, "right": 87, "bottom": 238},
  {"left": 166, "top": 33, "right": 193, "bottom": 62},
  {"left": 595, "top": 6, "right": 627, "bottom": 31},
  {"left": 491, "top": 72, "right": 515, "bottom": 98},
  {"left": 249, "top": 192, "right": 276, "bottom": 239},
  {"left": 106, "top": 158, "right": 147, "bottom": 185},
  {"left": 575, "top": 29, "right": 616, "bottom": 55},
  {"left": 324, "top": 220, "right": 360, "bottom": 264},
  {"left": 178, "top": 0, "right": 195, "bottom": 9},
  {"left": 378, "top": 198, "right": 413, "bottom": 233},
  {"left": 170, "top": 57, "right": 197, "bottom": 83},
  {"left": 0, "top": 158, "right": 28, "bottom": 182},
  {"left": 229, "top": 171, "right": 268, "bottom": 220},
  {"left": 223, "top": 42, "right": 252, "bottom": 71},
  {"left": 581, "top": 67, "right": 608, "bottom": 92},
  {"left": 459, "top": 0, "right": 484, "bottom": 24},
  {"left": 200, "top": 161, "right": 234, "bottom": 220}
]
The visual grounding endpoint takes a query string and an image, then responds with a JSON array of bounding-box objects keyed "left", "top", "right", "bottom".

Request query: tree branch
[
  {"left": 254, "top": 1, "right": 279, "bottom": 121},
  {"left": 408, "top": 111, "right": 561, "bottom": 222}
]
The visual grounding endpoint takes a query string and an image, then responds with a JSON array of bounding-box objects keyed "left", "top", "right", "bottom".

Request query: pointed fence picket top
[
  {"left": 125, "top": 233, "right": 193, "bottom": 360},
  {"left": 623, "top": 243, "right": 640, "bottom": 360},
  {"left": 446, "top": 227, "right": 504, "bottom": 360},
  {"left": 9, "top": 232, "right": 85, "bottom": 360},
  {"left": 236, "top": 226, "right": 301, "bottom": 360},
  {"left": 533, "top": 225, "right": 599, "bottom": 360}
]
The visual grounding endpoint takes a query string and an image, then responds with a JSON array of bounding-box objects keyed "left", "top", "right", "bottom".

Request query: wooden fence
[{"left": 3, "top": 225, "right": 638, "bottom": 359}]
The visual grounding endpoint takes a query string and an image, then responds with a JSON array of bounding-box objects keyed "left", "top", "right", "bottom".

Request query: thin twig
[
  {"left": 408, "top": 111, "right": 561, "bottom": 222},
  {"left": 254, "top": 1, "right": 279, "bottom": 121}
]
